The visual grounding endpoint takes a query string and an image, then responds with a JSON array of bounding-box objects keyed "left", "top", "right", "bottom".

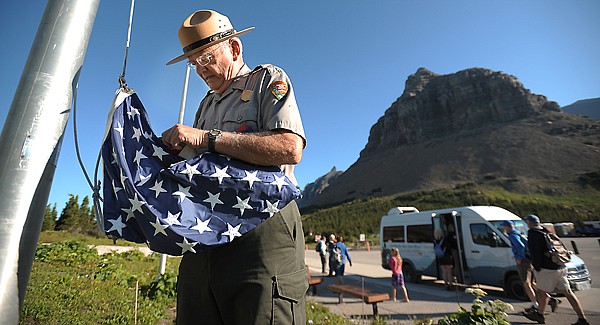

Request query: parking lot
[{"left": 305, "top": 237, "right": 600, "bottom": 324}]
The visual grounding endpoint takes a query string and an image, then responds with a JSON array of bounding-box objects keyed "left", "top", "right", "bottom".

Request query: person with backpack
[
  {"left": 502, "top": 220, "right": 560, "bottom": 313},
  {"left": 388, "top": 247, "right": 410, "bottom": 302},
  {"left": 316, "top": 235, "right": 327, "bottom": 274},
  {"left": 434, "top": 229, "right": 454, "bottom": 290},
  {"left": 332, "top": 236, "right": 352, "bottom": 284},
  {"left": 523, "top": 215, "right": 589, "bottom": 325}
]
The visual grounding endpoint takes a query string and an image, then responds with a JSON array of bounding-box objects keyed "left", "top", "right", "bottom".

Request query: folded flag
[{"left": 99, "top": 88, "right": 301, "bottom": 256}]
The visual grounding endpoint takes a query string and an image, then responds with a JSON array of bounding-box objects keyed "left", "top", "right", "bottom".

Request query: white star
[
  {"left": 128, "top": 193, "right": 144, "bottom": 213},
  {"left": 152, "top": 144, "right": 168, "bottom": 161},
  {"left": 165, "top": 211, "right": 182, "bottom": 226},
  {"left": 112, "top": 180, "right": 122, "bottom": 197},
  {"left": 270, "top": 175, "right": 288, "bottom": 192},
  {"left": 132, "top": 127, "right": 142, "bottom": 142},
  {"left": 173, "top": 184, "right": 193, "bottom": 202},
  {"left": 191, "top": 217, "right": 212, "bottom": 234},
  {"left": 114, "top": 122, "right": 123, "bottom": 137},
  {"left": 121, "top": 206, "right": 135, "bottom": 221},
  {"left": 176, "top": 237, "right": 197, "bottom": 254},
  {"left": 111, "top": 149, "right": 118, "bottom": 165},
  {"left": 222, "top": 223, "right": 242, "bottom": 242},
  {"left": 133, "top": 149, "right": 147, "bottom": 165},
  {"left": 241, "top": 170, "right": 261, "bottom": 188},
  {"left": 137, "top": 171, "right": 151, "bottom": 187},
  {"left": 261, "top": 200, "right": 280, "bottom": 217},
  {"left": 180, "top": 163, "right": 202, "bottom": 181},
  {"left": 143, "top": 131, "right": 153, "bottom": 140},
  {"left": 150, "top": 216, "right": 169, "bottom": 236},
  {"left": 107, "top": 217, "right": 126, "bottom": 236},
  {"left": 233, "top": 196, "right": 252, "bottom": 216},
  {"left": 210, "top": 166, "right": 231, "bottom": 185},
  {"left": 127, "top": 106, "right": 140, "bottom": 119},
  {"left": 120, "top": 171, "right": 128, "bottom": 185},
  {"left": 203, "top": 191, "right": 223, "bottom": 210},
  {"left": 149, "top": 180, "right": 167, "bottom": 198}
]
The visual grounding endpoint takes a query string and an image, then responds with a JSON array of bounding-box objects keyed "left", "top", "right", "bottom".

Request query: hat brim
[{"left": 166, "top": 27, "right": 254, "bottom": 65}]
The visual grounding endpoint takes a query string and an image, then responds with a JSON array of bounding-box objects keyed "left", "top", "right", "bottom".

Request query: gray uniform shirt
[{"left": 193, "top": 64, "right": 306, "bottom": 186}]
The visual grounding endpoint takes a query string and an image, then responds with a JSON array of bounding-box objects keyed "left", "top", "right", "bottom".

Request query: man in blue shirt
[
  {"left": 503, "top": 220, "right": 539, "bottom": 311},
  {"left": 503, "top": 220, "right": 560, "bottom": 314}
]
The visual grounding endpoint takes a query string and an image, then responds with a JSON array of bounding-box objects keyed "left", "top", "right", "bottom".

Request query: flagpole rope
[
  {"left": 118, "top": 0, "right": 136, "bottom": 90},
  {"left": 73, "top": 0, "right": 137, "bottom": 233}
]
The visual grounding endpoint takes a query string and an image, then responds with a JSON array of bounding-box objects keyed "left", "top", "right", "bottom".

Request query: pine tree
[
  {"left": 55, "top": 194, "right": 81, "bottom": 232},
  {"left": 42, "top": 204, "right": 57, "bottom": 231},
  {"left": 54, "top": 194, "right": 103, "bottom": 237}
]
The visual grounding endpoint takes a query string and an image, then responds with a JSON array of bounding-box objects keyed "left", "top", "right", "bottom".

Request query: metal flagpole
[
  {"left": 159, "top": 63, "right": 192, "bottom": 275},
  {"left": 0, "top": 0, "right": 100, "bottom": 323}
]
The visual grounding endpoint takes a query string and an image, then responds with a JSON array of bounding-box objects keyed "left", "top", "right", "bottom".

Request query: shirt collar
[{"left": 212, "top": 64, "right": 252, "bottom": 101}]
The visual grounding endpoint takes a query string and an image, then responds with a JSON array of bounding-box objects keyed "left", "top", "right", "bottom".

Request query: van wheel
[
  {"left": 402, "top": 263, "right": 420, "bottom": 283},
  {"left": 504, "top": 273, "right": 528, "bottom": 301}
]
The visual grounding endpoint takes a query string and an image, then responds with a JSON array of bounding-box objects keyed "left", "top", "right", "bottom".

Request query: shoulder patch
[{"left": 270, "top": 80, "right": 288, "bottom": 100}]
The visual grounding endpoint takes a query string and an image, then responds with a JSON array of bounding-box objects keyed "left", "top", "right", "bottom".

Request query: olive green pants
[{"left": 176, "top": 201, "right": 308, "bottom": 325}]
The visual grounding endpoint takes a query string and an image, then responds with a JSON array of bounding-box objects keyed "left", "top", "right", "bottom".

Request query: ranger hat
[{"left": 167, "top": 10, "right": 254, "bottom": 65}]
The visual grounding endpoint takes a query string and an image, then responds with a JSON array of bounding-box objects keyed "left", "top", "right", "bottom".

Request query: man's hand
[{"left": 161, "top": 124, "right": 207, "bottom": 150}]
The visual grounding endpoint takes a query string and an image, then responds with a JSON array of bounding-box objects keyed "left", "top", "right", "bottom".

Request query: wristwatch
[{"left": 207, "top": 129, "right": 222, "bottom": 152}]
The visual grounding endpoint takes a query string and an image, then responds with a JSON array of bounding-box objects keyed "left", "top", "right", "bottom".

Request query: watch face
[{"left": 209, "top": 129, "right": 222, "bottom": 138}]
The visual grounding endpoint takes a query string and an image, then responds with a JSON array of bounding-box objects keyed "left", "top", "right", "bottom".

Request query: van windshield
[{"left": 491, "top": 220, "right": 529, "bottom": 237}]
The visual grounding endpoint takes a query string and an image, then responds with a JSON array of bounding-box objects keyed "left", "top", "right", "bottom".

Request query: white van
[{"left": 379, "top": 206, "right": 592, "bottom": 299}]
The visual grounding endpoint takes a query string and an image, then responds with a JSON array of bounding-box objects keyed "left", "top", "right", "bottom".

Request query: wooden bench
[
  {"left": 306, "top": 266, "right": 323, "bottom": 295},
  {"left": 328, "top": 284, "right": 390, "bottom": 317}
]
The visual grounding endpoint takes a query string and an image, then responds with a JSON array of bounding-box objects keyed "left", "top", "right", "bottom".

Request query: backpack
[
  {"left": 543, "top": 231, "right": 572, "bottom": 265},
  {"left": 332, "top": 244, "right": 343, "bottom": 265},
  {"left": 434, "top": 238, "right": 446, "bottom": 258},
  {"left": 315, "top": 241, "right": 322, "bottom": 252}
]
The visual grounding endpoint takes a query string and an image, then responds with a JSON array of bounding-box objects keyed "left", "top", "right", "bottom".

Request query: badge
[
  {"left": 241, "top": 90, "right": 252, "bottom": 102},
  {"left": 270, "top": 80, "right": 288, "bottom": 100}
]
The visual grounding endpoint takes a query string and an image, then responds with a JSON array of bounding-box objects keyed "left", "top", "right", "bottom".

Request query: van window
[
  {"left": 383, "top": 226, "right": 404, "bottom": 243},
  {"left": 470, "top": 223, "right": 509, "bottom": 247},
  {"left": 407, "top": 224, "right": 433, "bottom": 243}
]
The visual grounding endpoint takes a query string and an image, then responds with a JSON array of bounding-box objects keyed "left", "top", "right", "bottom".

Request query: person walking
[
  {"left": 163, "top": 9, "right": 307, "bottom": 325},
  {"left": 523, "top": 215, "right": 589, "bottom": 325},
  {"left": 388, "top": 247, "right": 410, "bottom": 302},
  {"left": 333, "top": 236, "right": 352, "bottom": 284},
  {"left": 502, "top": 220, "right": 560, "bottom": 314}
]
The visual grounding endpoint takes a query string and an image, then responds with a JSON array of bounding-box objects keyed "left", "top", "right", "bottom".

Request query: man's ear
[{"left": 230, "top": 38, "right": 242, "bottom": 61}]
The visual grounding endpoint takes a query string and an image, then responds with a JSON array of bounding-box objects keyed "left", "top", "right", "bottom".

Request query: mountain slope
[
  {"left": 307, "top": 68, "right": 600, "bottom": 208},
  {"left": 562, "top": 98, "right": 600, "bottom": 119}
]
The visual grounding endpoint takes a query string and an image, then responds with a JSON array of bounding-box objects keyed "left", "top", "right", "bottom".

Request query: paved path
[{"left": 305, "top": 249, "right": 600, "bottom": 324}]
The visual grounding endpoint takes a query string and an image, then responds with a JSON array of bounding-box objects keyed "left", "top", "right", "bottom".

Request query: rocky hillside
[
  {"left": 562, "top": 98, "right": 600, "bottom": 119},
  {"left": 297, "top": 167, "right": 343, "bottom": 208},
  {"left": 307, "top": 68, "right": 600, "bottom": 208}
]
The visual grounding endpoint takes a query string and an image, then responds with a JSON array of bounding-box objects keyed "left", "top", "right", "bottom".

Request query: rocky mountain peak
[
  {"left": 362, "top": 68, "right": 560, "bottom": 157},
  {"left": 305, "top": 67, "right": 599, "bottom": 209},
  {"left": 401, "top": 67, "right": 439, "bottom": 99}
]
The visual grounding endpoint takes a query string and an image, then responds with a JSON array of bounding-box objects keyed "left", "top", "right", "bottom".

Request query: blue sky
[{"left": 1, "top": 1, "right": 599, "bottom": 212}]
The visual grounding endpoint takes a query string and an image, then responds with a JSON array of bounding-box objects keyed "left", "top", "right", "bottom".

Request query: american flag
[{"left": 99, "top": 89, "right": 301, "bottom": 256}]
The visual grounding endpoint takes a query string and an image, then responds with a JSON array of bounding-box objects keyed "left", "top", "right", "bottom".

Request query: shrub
[{"left": 437, "top": 288, "right": 513, "bottom": 325}]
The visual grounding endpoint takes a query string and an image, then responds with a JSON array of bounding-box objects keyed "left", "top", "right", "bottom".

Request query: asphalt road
[{"left": 305, "top": 237, "right": 600, "bottom": 324}]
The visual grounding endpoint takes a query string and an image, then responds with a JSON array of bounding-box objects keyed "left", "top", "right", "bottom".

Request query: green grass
[
  {"left": 21, "top": 240, "right": 180, "bottom": 325},
  {"left": 39, "top": 230, "right": 148, "bottom": 247}
]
